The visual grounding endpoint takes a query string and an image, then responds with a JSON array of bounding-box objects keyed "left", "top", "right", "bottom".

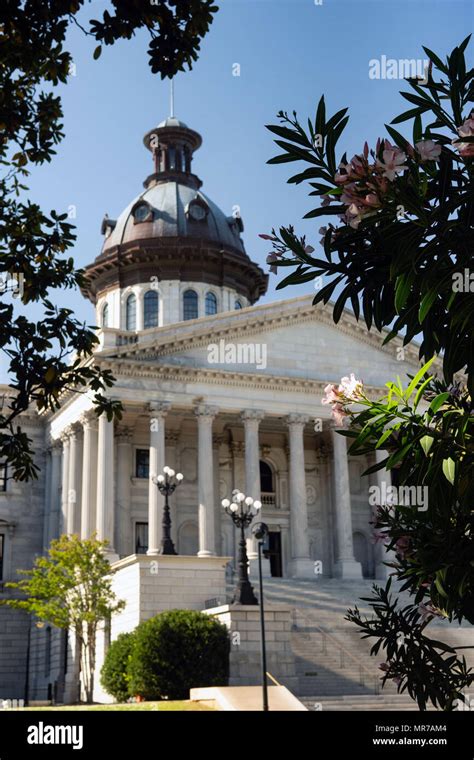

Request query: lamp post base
[{"left": 232, "top": 579, "right": 258, "bottom": 606}]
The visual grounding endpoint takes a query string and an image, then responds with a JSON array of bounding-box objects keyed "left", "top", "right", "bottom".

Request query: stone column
[
  {"left": 241, "top": 410, "right": 270, "bottom": 577},
  {"left": 60, "top": 431, "right": 70, "bottom": 535},
  {"left": 374, "top": 448, "right": 397, "bottom": 579},
  {"left": 330, "top": 424, "right": 362, "bottom": 579},
  {"left": 96, "top": 413, "right": 117, "bottom": 557},
  {"left": 195, "top": 405, "right": 218, "bottom": 557},
  {"left": 80, "top": 412, "right": 98, "bottom": 540},
  {"left": 48, "top": 441, "right": 62, "bottom": 542},
  {"left": 147, "top": 401, "right": 170, "bottom": 555},
  {"left": 287, "top": 414, "right": 314, "bottom": 578},
  {"left": 213, "top": 434, "right": 224, "bottom": 556},
  {"left": 42, "top": 446, "right": 52, "bottom": 553},
  {"left": 116, "top": 427, "right": 133, "bottom": 556},
  {"left": 67, "top": 424, "right": 82, "bottom": 536}
]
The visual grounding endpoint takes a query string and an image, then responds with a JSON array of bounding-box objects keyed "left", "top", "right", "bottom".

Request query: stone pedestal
[
  {"left": 204, "top": 604, "right": 298, "bottom": 694},
  {"left": 92, "top": 553, "right": 231, "bottom": 702}
]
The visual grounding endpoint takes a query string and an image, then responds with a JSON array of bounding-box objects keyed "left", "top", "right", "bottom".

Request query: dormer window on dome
[
  {"left": 186, "top": 198, "right": 208, "bottom": 222},
  {"left": 132, "top": 201, "right": 152, "bottom": 224}
]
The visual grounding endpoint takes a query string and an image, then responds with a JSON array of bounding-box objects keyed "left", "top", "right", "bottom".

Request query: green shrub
[
  {"left": 128, "top": 609, "right": 230, "bottom": 700},
  {"left": 100, "top": 631, "right": 135, "bottom": 702}
]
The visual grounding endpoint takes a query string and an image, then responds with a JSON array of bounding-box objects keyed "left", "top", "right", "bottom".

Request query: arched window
[
  {"left": 126, "top": 293, "right": 137, "bottom": 331},
  {"left": 205, "top": 291, "right": 217, "bottom": 316},
  {"left": 183, "top": 289, "right": 198, "bottom": 320},
  {"left": 260, "top": 461, "right": 274, "bottom": 492},
  {"left": 102, "top": 302, "right": 109, "bottom": 328},
  {"left": 234, "top": 300, "right": 242, "bottom": 310},
  {"left": 144, "top": 290, "right": 159, "bottom": 329}
]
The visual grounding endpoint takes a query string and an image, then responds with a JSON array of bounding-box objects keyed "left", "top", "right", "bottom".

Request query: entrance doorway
[{"left": 266, "top": 532, "right": 283, "bottom": 577}]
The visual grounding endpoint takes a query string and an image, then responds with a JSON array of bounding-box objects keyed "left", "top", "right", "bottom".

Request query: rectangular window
[
  {"left": 135, "top": 449, "right": 149, "bottom": 479},
  {"left": 0, "top": 462, "right": 6, "bottom": 492},
  {"left": 0, "top": 534, "right": 4, "bottom": 581},
  {"left": 135, "top": 523, "right": 148, "bottom": 554}
]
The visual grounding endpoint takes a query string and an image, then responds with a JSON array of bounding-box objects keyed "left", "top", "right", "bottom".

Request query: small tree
[
  {"left": 100, "top": 631, "right": 136, "bottom": 703},
  {"left": 1, "top": 534, "right": 125, "bottom": 704}
]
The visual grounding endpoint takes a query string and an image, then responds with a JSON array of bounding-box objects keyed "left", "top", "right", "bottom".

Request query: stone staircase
[{"left": 253, "top": 577, "right": 474, "bottom": 711}]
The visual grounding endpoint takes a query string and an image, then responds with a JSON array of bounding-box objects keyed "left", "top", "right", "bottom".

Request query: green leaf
[
  {"left": 93, "top": 45, "right": 102, "bottom": 60},
  {"left": 422, "top": 46, "right": 448, "bottom": 74},
  {"left": 405, "top": 356, "right": 436, "bottom": 401},
  {"left": 428, "top": 392, "right": 450, "bottom": 415},
  {"left": 418, "top": 288, "right": 438, "bottom": 323},
  {"left": 375, "top": 428, "right": 394, "bottom": 449},
  {"left": 394, "top": 271, "right": 414, "bottom": 313},
  {"left": 442, "top": 457, "right": 455, "bottom": 485},
  {"left": 419, "top": 435, "right": 434, "bottom": 456}
]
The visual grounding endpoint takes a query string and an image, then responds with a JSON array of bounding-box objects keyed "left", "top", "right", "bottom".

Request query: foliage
[
  {"left": 266, "top": 38, "right": 474, "bottom": 710},
  {"left": 1, "top": 534, "right": 125, "bottom": 703},
  {"left": 264, "top": 37, "right": 474, "bottom": 392},
  {"left": 346, "top": 580, "right": 473, "bottom": 711},
  {"left": 128, "top": 609, "right": 229, "bottom": 700},
  {"left": 100, "top": 631, "right": 136, "bottom": 703},
  {"left": 0, "top": 0, "right": 218, "bottom": 480}
]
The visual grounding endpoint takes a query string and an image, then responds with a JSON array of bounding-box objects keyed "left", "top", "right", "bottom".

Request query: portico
[{"left": 48, "top": 396, "right": 363, "bottom": 580}]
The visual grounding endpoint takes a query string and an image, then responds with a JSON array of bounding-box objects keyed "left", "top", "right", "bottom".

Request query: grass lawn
[{"left": 23, "top": 701, "right": 214, "bottom": 711}]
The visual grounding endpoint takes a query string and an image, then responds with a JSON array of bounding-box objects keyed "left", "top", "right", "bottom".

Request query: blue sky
[{"left": 3, "top": 0, "right": 473, "bottom": 381}]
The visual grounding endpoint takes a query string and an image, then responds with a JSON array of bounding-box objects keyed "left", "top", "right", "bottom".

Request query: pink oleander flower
[
  {"left": 418, "top": 603, "right": 444, "bottom": 622},
  {"left": 452, "top": 113, "right": 474, "bottom": 157},
  {"left": 339, "top": 372, "right": 364, "bottom": 400},
  {"left": 321, "top": 383, "right": 342, "bottom": 405},
  {"left": 259, "top": 233, "right": 278, "bottom": 241},
  {"left": 266, "top": 252, "right": 280, "bottom": 274},
  {"left": 376, "top": 140, "right": 408, "bottom": 181},
  {"left": 392, "top": 676, "right": 402, "bottom": 687},
  {"left": 395, "top": 535, "right": 411, "bottom": 560},
  {"left": 332, "top": 402, "right": 348, "bottom": 427},
  {"left": 372, "top": 529, "right": 390, "bottom": 545},
  {"left": 305, "top": 244, "right": 315, "bottom": 254},
  {"left": 321, "top": 194, "right": 332, "bottom": 207},
  {"left": 379, "top": 662, "right": 390, "bottom": 672},
  {"left": 415, "top": 139, "right": 441, "bottom": 162}
]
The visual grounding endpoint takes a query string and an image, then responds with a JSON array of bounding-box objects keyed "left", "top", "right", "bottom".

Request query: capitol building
[{"left": 0, "top": 114, "right": 423, "bottom": 704}]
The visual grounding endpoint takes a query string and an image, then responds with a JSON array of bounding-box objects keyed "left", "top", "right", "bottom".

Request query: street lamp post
[
  {"left": 151, "top": 466, "right": 183, "bottom": 555},
  {"left": 252, "top": 521, "right": 270, "bottom": 712},
  {"left": 221, "top": 489, "right": 261, "bottom": 605}
]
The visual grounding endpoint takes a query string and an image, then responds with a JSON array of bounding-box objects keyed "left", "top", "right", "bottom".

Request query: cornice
[{"left": 96, "top": 359, "right": 387, "bottom": 398}]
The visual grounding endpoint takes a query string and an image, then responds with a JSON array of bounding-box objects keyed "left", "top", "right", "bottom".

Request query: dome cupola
[{"left": 82, "top": 115, "right": 268, "bottom": 332}]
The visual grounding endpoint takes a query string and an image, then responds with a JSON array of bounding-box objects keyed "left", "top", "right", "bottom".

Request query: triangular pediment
[{"left": 97, "top": 295, "right": 424, "bottom": 391}]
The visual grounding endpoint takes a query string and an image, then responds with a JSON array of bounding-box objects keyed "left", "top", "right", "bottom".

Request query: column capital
[
  {"left": 241, "top": 409, "right": 265, "bottom": 424},
  {"left": 194, "top": 404, "right": 218, "bottom": 421},
  {"left": 79, "top": 410, "right": 99, "bottom": 431},
  {"left": 148, "top": 400, "right": 171, "bottom": 418},
  {"left": 67, "top": 422, "right": 82, "bottom": 441},
  {"left": 116, "top": 426, "right": 133, "bottom": 444},
  {"left": 48, "top": 437, "right": 62, "bottom": 453},
  {"left": 287, "top": 413, "right": 311, "bottom": 428}
]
